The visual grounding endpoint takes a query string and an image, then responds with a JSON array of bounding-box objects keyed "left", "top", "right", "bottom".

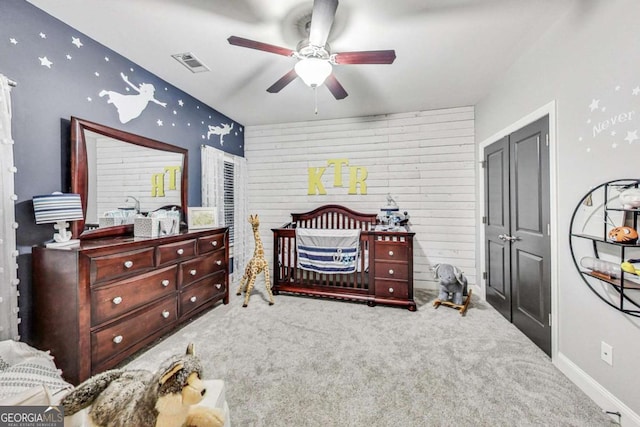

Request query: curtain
[
  {"left": 201, "top": 145, "right": 225, "bottom": 228},
  {"left": 233, "top": 156, "right": 249, "bottom": 285},
  {"left": 0, "top": 75, "right": 19, "bottom": 340}
]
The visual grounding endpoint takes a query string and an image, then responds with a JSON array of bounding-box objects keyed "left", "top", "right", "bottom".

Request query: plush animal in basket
[
  {"left": 433, "top": 263, "right": 468, "bottom": 306},
  {"left": 61, "top": 343, "right": 224, "bottom": 427}
]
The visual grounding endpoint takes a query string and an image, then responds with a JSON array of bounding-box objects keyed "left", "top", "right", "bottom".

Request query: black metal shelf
[{"left": 569, "top": 179, "right": 640, "bottom": 317}]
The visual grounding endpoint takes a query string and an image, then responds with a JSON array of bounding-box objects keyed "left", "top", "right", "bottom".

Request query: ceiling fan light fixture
[{"left": 295, "top": 57, "right": 332, "bottom": 88}]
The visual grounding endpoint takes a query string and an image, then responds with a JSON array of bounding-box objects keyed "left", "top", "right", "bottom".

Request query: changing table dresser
[{"left": 30, "top": 227, "right": 229, "bottom": 385}]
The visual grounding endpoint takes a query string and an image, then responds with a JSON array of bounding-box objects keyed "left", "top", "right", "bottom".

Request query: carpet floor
[{"left": 126, "top": 288, "right": 614, "bottom": 427}]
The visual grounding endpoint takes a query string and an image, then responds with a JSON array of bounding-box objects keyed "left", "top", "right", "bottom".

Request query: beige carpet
[{"left": 126, "top": 288, "right": 614, "bottom": 426}]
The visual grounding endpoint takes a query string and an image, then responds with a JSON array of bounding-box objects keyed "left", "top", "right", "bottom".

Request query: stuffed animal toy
[
  {"left": 61, "top": 343, "right": 224, "bottom": 427},
  {"left": 433, "top": 263, "right": 468, "bottom": 306}
]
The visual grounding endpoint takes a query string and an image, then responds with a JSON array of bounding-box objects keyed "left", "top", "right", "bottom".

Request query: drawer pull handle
[
  {"left": 215, "top": 283, "right": 222, "bottom": 290},
  {"left": 112, "top": 296, "right": 123, "bottom": 305},
  {"left": 161, "top": 279, "right": 170, "bottom": 287},
  {"left": 190, "top": 269, "right": 197, "bottom": 276},
  {"left": 113, "top": 335, "right": 123, "bottom": 344},
  {"left": 211, "top": 241, "right": 218, "bottom": 246},
  {"left": 216, "top": 260, "right": 222, "bottom": 266},
  {"left": 177, "top": 248, "right": 184, "bottom": 255},
  {"left": 162, "top": 310, "right": 170, "bottom": 319},
  {"left": 389, "top": 250, "right": 394, "bottom": 256},
  {"left": 389, "top": 287, "right": 394, "bottom": 293},
  {"left": 389, "top": 269, "right": 394, "bottom": 275},
  {"left": 124, "top": 260, "right": 133, "bottom": 269},
  {"left": 190, "top": 296, "right": 197, "bottom": 303}
]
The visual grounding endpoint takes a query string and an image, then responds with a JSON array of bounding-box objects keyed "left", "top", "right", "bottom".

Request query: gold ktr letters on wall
[
  {"left": 151, "top": 166, "right": 181, "bottom": 197},
  {"left": 308, "top": 158, "right": 367, "bottom": 195}
]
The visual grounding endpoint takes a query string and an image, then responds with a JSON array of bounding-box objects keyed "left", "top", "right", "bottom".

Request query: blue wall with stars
[{"left": 0, "top": 0, "right": 244, "bottom": 339}]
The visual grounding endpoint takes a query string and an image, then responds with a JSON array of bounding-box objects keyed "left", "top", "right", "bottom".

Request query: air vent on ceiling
[{"left": 171, "top": 52, "right": 210, "bottom": 73}]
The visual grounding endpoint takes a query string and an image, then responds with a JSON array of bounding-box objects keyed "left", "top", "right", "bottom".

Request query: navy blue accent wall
[{"left": 0, "top": 1, "right": 244, "bottom": 339}]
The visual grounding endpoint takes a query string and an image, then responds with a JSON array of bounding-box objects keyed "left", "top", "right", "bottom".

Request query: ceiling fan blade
[
  {"left": 325, "top": 74, "right": 348, "bottom": 100},
  {"left": 227, "top": 36, "right": 294, "bottom": 57},
  {"left": 333, "top": 50, "right": 397, "bottom": 64},
  {"left": 308, "top": 0, "right": 338, "bottom": 47},
  {"left": 267, "top": 69, "right": 298, "bottom": 93}
]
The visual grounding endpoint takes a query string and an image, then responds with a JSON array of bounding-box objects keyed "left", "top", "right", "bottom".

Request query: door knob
[{"left": 499, "top": 234, "right": 519, "bottom": 242}]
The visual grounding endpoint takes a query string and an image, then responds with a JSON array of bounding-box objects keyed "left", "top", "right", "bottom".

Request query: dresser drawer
[
  {"left": 198, "top": 233, "right": 226, "bottom": 254},
  {"left": 157, "top": 239, "right": 197, "bottom": 266},
  {"left": 375, "top": 243, "right": 408, "bottom": 261},
  {"left": 374, "top": 262, "right": 408, "bottom": 281},
  {"left": 180, "top": 252, "right": 225, "bottom": 287},
  {"left": 90, "top": 247, "right": 155, "bottom": 285},
  {"left": 91, "top": 265, "right": 178, "bottom": 326},
  {"left": 180, "top": 272, "right": 225, "bottom": 317},
  {"left": 91, "top": 296, "right": 177, "bottom": 366},
  {"left": 375, "top": 280, "right": 409, "bottom": 299}
]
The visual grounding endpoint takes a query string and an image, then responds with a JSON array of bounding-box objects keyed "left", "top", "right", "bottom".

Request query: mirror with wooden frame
[{"left": 70, "top": 117, "right": 188, "bottom": 239}]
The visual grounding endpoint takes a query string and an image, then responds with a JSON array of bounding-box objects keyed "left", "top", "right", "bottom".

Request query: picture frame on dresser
[{"left": 188, "top": 207, "right": 218, "bottom": 230}]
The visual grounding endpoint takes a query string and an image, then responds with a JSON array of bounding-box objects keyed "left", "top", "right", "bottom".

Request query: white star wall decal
[
  {"left": 39, "top": 56, "right": 52, "bottom": 68},
  {"left": 39, "top": 32, "right": 46, "bottom": 39},
  {"left": 588, "top": 99, "right": 600, "bottom": 111},
  {"left": 66, "top": 54, "right": 72, "bottom": 60},
  {"left": 9, "top": 38, "right": 17, "bottom": 45},
  {"left": 104, "top": 57, "right": 109, "bottom": 62},
  {"left": 157, "top": 120, "right": 163, "bottom": 126},
  {"left": 624, "top": 130, "right": 638, "bottom": 144},
  {"left": 94, "top": 72, "right": 100, "bottom": 77},
  {"left": 71, "top": 37, "right": 83, "bottom": 48},
  {"left": 178, "top": 100, "right": 184, "bottom": 107}
]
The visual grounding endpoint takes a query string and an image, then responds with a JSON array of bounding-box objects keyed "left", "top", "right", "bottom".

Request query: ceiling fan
[{"left": 227, "top": 0, "right": 396, "bottom": 100}]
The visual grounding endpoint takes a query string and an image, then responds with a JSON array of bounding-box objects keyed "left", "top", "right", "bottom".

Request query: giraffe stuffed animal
[{"left": 236, "top": 214, "right": 275, "bottom": 307}]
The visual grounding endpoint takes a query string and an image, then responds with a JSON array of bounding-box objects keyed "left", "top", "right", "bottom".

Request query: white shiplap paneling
[{"left": 244, "top": 106, "right": 476, "bottom": 288}]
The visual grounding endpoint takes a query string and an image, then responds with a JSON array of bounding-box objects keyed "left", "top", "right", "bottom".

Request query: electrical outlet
[{"left": 601, "top": 341, "right": 613, "bottom": 366}]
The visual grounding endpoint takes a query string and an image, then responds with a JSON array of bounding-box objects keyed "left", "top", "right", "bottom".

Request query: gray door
[{"left": 484, "top": 116, "right": 551, "bottom": 356}]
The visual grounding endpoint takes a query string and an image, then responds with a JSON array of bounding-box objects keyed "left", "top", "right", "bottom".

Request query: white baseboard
[{"left": 555, "top": 352, "right": 640, "bottom": 426}]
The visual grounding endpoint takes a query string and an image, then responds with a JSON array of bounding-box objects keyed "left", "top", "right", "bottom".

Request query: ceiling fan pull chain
[{"left": 314, "top": 86, "right": 319, "bottom": 115}]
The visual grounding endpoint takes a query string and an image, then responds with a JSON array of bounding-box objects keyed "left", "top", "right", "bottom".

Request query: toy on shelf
[
  {"left": 607, "top": 226, "right": 639, "bottom": 243},
  {"left": 580, "top": 257, "right": 622, "bottom": 279}
]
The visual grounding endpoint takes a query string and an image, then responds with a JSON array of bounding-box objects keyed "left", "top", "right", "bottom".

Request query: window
[{"left": 223, "top": 159, "right": 235, "bottom": 245}]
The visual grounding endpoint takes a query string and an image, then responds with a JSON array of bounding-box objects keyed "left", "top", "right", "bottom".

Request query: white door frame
[{"left": 477, "top": 101, "right": 558, "bottom": 360}]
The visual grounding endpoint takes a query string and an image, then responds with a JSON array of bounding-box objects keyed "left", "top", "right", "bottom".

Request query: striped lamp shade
[{"left": 33, "top": 193, "right": 83, "bottom": 224}]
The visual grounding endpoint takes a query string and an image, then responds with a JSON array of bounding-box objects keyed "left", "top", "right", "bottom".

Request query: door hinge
[
  {"left": 482, "top": 216, "right": 487, "bottom": 224},
  {"left": 480, "top": 160, "right": 486, "bottom": 169},
  {"left": 482, "top": 271, "right": 487, "bottom": 280},
  {"left": 548, "top": 313, "right": 552, "bottom": 327}
]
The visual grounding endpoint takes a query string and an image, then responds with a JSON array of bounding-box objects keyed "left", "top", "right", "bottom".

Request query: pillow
[{"left": 0, "top": 340, "right": 73, "bottom": 404}]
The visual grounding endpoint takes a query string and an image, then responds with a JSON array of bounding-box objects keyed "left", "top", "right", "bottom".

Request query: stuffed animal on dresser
[{"left": 61, "top": 343, "right": 224, "bottom": 427}]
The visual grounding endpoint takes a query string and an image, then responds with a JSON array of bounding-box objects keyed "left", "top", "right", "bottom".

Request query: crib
[{"left": 271, "top": 204, "right": 416, "bottom": 310}]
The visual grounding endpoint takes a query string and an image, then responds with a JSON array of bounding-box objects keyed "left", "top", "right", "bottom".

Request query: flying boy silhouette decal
[{"left": 99, "top": 72, "right": 167, "bottom": 123}]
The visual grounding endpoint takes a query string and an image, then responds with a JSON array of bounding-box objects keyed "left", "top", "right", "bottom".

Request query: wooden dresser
[
  {"left": 371, "top": 231, "right": 415, "bottom": 311},
  {"left": 30, "top": 227, "right": 229, "bottom": 385}
]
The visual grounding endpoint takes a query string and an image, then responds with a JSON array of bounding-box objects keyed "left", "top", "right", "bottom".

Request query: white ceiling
[{"left": 27, "top": 0, "right": 578, "bottom": 126}]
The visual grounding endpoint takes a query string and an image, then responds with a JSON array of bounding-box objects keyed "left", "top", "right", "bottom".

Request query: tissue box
[
  {"left": 134, "top": 217, "right": 160, "bottom": 238},
  {"left": 98, "top": 216, "right": 118, "bottom": 228}
]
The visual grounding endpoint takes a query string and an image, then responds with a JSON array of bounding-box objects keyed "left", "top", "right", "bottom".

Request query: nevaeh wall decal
[{"left": 579, "top": 84, "right": 639, "bottom": 151}]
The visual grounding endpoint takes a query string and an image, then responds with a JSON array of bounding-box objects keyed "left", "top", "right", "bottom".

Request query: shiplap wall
[{"left": 244, "top": 106, "right": 476, "bottom": 288}]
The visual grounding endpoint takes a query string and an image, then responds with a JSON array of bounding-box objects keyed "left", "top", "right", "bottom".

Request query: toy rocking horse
[{"left": 236, "top": 214, "right": 275, "bottom": 307}]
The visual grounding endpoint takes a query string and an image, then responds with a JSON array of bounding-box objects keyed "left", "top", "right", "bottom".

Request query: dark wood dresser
[{"left": 30, "top": 227, "right": 229, "bottom": 385}]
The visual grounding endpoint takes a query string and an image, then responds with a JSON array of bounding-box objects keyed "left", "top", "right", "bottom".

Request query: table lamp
[{"left": 33, "top": 192, "right": 83, "bottom": 247}]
